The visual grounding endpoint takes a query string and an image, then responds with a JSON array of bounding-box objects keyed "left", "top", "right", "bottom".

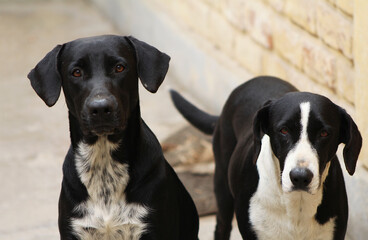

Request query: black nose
[
  {"left": 87, "top": 98, "right": 115, "bottom": 118},
  {"left": 289, "top": 168, "right": 313, "bottom": 190}
]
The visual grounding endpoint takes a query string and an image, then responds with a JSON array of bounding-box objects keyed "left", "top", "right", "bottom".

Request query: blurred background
[{"left": 0, "top": 0, "right": 367, "bottom": 239}]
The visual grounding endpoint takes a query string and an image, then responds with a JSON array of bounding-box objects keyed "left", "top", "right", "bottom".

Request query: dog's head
[
  {"left": 253, "top": 92, "right": 362, "bottom": 194},
  {"left": 28, "top": 35, "right": 170, "bottom": 136}
]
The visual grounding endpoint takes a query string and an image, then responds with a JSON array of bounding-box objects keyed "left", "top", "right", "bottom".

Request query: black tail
[{"left": 170, "top": 89, "right": 218, "bottom": 135}]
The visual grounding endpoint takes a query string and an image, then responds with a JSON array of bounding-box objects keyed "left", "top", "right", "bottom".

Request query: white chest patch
[
  {"left": 249, "top": 135, "right": 335, "bottom": 240},
  {"left": 72, "top": 137, "right": 149, "bottom": 240}
]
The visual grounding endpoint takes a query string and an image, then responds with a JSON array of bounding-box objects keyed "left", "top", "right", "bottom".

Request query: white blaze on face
[{"left": 282, "top": 102, "right": 320, "bottom": 193}]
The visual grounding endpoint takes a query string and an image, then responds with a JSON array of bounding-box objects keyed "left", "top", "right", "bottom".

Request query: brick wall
[
  {"left": 92, "top": 0, "right": 368, "bottom": 169},
  {"left": 153, "top": 0, "right": 355, "bottom": 108}
]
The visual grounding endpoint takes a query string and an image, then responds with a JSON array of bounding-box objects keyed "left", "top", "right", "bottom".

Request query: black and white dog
[
  {"left": 28, "top": 35, "right": 199, "bottom": 240},
  {"left": 170, "top": 76, "right": 362, "bottom": 240}
]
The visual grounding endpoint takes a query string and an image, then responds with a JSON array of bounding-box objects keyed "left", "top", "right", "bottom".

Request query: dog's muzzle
[
  {"left": 289, "top": 167, "right": 313, "bottom": 191},
  {"left": 83, "top": 95, "right": 121, "bottom": 135}
]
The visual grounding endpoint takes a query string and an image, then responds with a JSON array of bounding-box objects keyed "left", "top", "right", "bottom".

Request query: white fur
[
  {"left": 72, "top": 137, "right": 149, "bottom": 240},
  {"left": 249, "top": 135, "right": 335, "bottom": 240},
  {"left": 282, "top": 102, "right": 320, "bottom": 194}
]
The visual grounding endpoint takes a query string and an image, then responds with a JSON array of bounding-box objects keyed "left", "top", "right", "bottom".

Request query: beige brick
[
  {"left": 234, "top": 32, "right": 265, "bottom": 74},
  {"left": 262, "top": 53, "right": 337, "bottom": 103},
  {"left": 286, "top": 66, "right": 341, "bottom": 106},
  {"left": 263, "top": 51, "right": 338, "bottom": 104},
  {"left": 288, "top": 69, "right": 323, "bottom": 94},
  {"left": 170, "top": 0, "right": 193, "bottom": 26},
  {"left": 222, "top": 0, "right": 247, "bottom": 31},
  {"left": 316, "top": 1, "right": 353, "bottom": 59},
  {"left": 336, "top": 56, "right": 354, "bottom": 103},
  {"left": 244, "top": 0, "right": 274, "bottom": 49},
  {"left": 207, "top": 9, "right": 236, "bottom": 55},
  {"left": 325, "top": 0, "right": 337, "bottom": 5},
  {"left": 262, "top": 54, "right": 288, "bottom": 80},
  {"left": 302, "top": 39, "right": 337, "bottom": 89},
  {"left": 288, "top": 74, "right": 316, "bottom": 94},
  {"left": 201, "top": 0, "right": 225, "bottom": 11},
  {"left": 187, "top": 0, "right": 211, "bottom": 36},
  {"left": 170, "top": 0, "right": 210, "bottom": 37},
  {"left": 272, "top": 16, "right": 304, "bottom": 69},
  {"left": 284, "top": 0, "right": 317, "bottom": 34},
  {"left": 336, "top": 0, "right": 354, "bottom": 16},
  {"left": 263, "top": 0, "right": 286, "bottom": 12},
  {"left": 263, "top": 54, "right": 340, "bottom": 106},
  {"left": 354, "top": 0, "right": 368, "bottom": 168},
  {"left": 225, "top": 0, "right": 273, "bottom": 49}
]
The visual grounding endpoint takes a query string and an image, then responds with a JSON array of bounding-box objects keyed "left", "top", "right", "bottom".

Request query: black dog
[
  {"left": 171, "top": 76, "right": 362, "bottom": 240},
  {"left": 28, "top": 35, "right": 199, "bottom": 240}
]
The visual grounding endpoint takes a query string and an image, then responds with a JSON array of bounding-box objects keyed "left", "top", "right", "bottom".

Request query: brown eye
[
  {"left": 72, "top": 68, "right": 82, "bottom": 77},
  {"left": 280, "top": 127, "right": 289, "bottom": 135},
  {"left": 115, "top": 64, "right": 124, "bottom": 73},
  {"left": 320, "top": 130, "right": 329, "bottom": 137}
]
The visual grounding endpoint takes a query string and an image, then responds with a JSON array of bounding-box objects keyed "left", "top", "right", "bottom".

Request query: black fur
[
  {"left": 170, "top": 90, "right": 218, "bottom": 134},
  {"left": 171, "top": 76, "right": 362, "bottom": 240},
  {"left": 28, "top": 35, "right": 199, "bottom": 240}
]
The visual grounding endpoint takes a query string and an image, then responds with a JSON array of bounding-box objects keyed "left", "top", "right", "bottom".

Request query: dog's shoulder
[
  {"left": 61, "top": 146, "right": 88, "bottom": 202},
  {"left": 228, "top": 135, "right": 259, "bottom": 198}
]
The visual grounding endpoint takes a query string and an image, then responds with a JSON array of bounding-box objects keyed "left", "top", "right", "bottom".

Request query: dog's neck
[
  {"left": 66, "top": 102, "right": 164, "bottom": 204},
  {"left": 67, "top": 103, "right": 162, "bottom": 171}
]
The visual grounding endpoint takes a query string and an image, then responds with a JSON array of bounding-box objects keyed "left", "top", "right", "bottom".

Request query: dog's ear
[
  {"left": 125, "top": 36, "right": 170, "bottom": 93},
  {"left": 253, "top": 100, "right": 272, "bottom": 164},
  {"left": 339, "top": 108, "right": 362, "bottom": 175},
  {"left": 27, "top": 45, "right": 63, "bottom": 107}
]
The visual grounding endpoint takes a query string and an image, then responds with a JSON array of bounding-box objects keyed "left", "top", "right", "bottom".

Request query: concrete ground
[{"left": 0, "top": 0, "right": 240, "bottom": 239}]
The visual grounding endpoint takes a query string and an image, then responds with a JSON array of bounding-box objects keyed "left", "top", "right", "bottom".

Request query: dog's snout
[
  {"left": 289, "top": 168, "right": 313, "bottom": 190},
  {"left": 88, "top": 98, "right": 115, "bottom": 117},
  {"left": 81, "top": 94, "right": 123, "bottom": 135}
]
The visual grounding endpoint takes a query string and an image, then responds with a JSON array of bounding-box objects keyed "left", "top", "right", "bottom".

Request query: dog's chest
[
  {"left": 249, "top": 136, "right": 335, "bottom": 240},
  {"left": 72, "top": 138, "right": 149, "bottom": 240}
]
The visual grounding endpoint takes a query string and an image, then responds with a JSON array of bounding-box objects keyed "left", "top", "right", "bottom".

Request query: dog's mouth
[
  {"left": 90, "top": 125, "right": 121, "bottom": 136},
  {"left": 285, "top": 188, "right": 320, "bottom": 197},
  {"left": 79, "top": 108, "right": 127, "bottom": 136},
  {"left": 288, "top": 187, "right": 313, "bottom": 194},
  {"left": 282, "top": 180, "right": 320, "bottom": 195},
  {"left": 81, "top": 120, "right": 127, "bottom": 137}
]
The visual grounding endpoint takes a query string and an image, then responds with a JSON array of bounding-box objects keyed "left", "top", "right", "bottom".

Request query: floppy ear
[
  {"left": 27, "top": 45, "right": 63, "bottom": 107},
  {"left": 253, "top": 101, "right": 272, "bottom": 164},
  {"left": 339, "top": 108, "right": 362, "bottom": 175},
  {"left": 125, "top": 36, "right": 170, "bottom": 93}
]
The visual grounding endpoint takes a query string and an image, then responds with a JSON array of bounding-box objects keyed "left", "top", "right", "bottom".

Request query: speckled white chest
[{"left": 72, "top": 137, "right": 149, "bottom": 240}]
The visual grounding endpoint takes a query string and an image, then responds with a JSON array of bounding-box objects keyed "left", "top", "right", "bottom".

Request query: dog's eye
[
  {"left": 280, "top": 127, "right": 289, "bottom": 135},
  {"left": 320, "top": 130, "right": 329, "bottom": 137},
  {"left": 115, "top": 64, "right": 125, "bottom": 73},
  {"left": 72, "top": 68, "right": 82, "bottom": 77}
]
